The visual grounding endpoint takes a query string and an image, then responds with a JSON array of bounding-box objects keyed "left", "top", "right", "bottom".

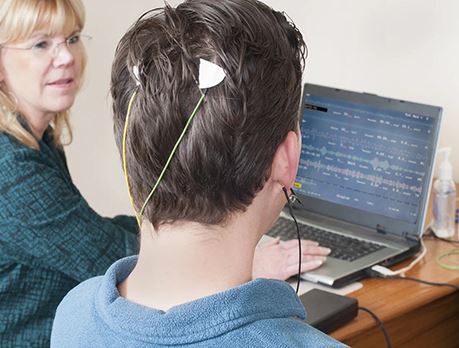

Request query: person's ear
[{"left": 270, "top": 130, "right": 300, "bottom": 189}]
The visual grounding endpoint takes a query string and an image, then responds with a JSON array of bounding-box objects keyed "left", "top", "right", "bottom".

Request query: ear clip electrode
[
  {"left": 122, "top": 59, "right": 226, "bottom": 226},
  {"left": 282, "top": 187, "right": 304, "bottom": 294}
]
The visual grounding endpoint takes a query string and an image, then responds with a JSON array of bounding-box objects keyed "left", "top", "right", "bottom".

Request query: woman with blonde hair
[
  {"left": 0, "top": 1, "right": 139, "bottom": 346},
  {"left": 0, "top": 0, "right": 330, "bottom": 346}
]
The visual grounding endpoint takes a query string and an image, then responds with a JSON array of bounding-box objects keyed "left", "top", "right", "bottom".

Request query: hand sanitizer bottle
[{"left": 432, "top": 148, "right": 456, "bottom": 238}]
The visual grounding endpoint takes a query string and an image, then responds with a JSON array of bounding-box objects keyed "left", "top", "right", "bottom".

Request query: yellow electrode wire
[
  {"left": 138, "top": 92, "right": 206, "bottom": 223},
  {"left": 122, "top": 89, "right": 140, "bottom": 225}
]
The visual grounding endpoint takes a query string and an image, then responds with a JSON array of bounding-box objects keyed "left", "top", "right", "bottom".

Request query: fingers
[
  {"left": 280, "top": 239, "right": 331, "bottom": 256},
  {"left": 287, "top": 253, "right": 326, "bottom": 265},
  {"left": 302, "top": 245, "right": 331, "bottom": 256},
  {"left": 255, "top": 238, "right": 331, "bottom": 281},
  {"left": 280, "top": 239, "right": 318, "bottom": 249},
  {"left": 284, "top": 259, "right": 324, "bottom": 278}
]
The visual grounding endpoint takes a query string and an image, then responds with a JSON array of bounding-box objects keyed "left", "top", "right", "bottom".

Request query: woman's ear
[{"left": 270, "top": 130, "right": 300, "bottom": 188}]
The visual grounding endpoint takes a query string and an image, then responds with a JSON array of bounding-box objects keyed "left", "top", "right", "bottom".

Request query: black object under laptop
[
  {"left": 268, "top": 83, "right": 442, "bottom": 288},
  {"left": 300, "top": 289, "right": 358, "bottom": 333}
]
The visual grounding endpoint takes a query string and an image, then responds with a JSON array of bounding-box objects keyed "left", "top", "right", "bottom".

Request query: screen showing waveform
[{"left": 295, "top": 94, "right": 436, "bottom": 224}]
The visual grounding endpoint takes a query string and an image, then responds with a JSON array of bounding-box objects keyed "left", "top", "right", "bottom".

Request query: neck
[
  {"left": 19, "top": 108, "right": 55, "bottom": 139},
  {"left": 118, "top": 179, "right": 284, "bottom": 311},
  {"left": 119, "top": 217, "right": 261, "bottom": 311}
]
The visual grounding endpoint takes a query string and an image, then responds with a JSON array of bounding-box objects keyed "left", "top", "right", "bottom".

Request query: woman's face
[{"left": 0, "top": 30, "right": 84, "bottom": 122}]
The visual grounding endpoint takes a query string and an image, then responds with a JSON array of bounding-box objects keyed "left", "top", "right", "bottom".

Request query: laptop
[{"left": 267, "top": 83, "right": 442, "bottom": 288}]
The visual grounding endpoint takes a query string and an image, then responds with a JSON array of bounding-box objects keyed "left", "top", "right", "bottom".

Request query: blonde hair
[{"left": 0, "top": 0, "right": 86, "bottom": 149}]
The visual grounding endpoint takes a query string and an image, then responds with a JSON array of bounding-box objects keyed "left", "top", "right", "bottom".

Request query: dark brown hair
[{"left": 111, "top": 0, "right": 306, "bottom": 227}]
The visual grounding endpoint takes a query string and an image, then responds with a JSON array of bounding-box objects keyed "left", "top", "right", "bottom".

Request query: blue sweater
[
  {"left": 0, "top": 128, "right": 139, "bottom": 347},
  {"left": 51, "top": 256, "right": 347, "bottom": 347}
]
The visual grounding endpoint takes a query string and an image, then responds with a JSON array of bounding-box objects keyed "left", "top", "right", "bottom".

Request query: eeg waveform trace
[{"left": 296, "top": 95, "right": 435, "bottom": 224}]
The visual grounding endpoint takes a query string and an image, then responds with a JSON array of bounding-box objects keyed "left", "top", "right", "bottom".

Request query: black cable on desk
[
  {"left": 358, "top": 307, "right": 392, "bottom": 348},
  {"left": 423, "top": 228, "right": 459, "bottom": 246},
  {"left": 382, "top": 275, "right": 459, "bottom": 291},
  {"left": 366, "top": 268, "right": 459, "bottom": 291}
]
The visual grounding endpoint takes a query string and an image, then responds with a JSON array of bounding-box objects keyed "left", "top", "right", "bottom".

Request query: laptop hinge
[{"left": 403, "top": 232, "right": 420, "bottom": 243}]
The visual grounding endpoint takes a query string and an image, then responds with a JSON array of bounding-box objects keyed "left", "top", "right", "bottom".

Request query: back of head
[{"left": 111, "top": 0, "right": 306, "bottom": 228}]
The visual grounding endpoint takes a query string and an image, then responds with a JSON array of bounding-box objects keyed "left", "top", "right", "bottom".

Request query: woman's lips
[{"left": 47, "top": 78, "right": 75, "bottom": 89}]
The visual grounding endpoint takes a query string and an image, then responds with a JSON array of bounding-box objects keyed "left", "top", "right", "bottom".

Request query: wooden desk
[{"left": 331, "top": 190, "right": 459, "bottom": 347}]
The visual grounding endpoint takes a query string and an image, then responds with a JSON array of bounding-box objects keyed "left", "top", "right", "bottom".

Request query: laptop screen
[{"left": 294, "top": 84, "right": 442, "bottom": 235}]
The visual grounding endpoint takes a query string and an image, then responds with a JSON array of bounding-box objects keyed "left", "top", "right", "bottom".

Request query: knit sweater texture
[{"left": 0, "top": 129, "right": 139, "bottom": 347}]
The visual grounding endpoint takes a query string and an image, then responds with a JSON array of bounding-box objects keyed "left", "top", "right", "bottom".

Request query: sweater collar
[{"left": 95, "top": 256, "right": 306, "bottom": 345}]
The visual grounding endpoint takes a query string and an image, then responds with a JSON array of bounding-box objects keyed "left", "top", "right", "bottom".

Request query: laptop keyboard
[{"left": 267, "top": 217, "right": 384, "bottom": 262}]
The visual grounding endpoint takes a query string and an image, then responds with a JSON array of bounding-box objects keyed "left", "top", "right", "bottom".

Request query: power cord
[
  {"left": 358, "top": 306, "right": 392, "bottom": 348},
  {"left": 367, "top": 270, "right": 459, "bottom": 291},
  {"left": 357, "top": 226, "right": 459, "bottom": 348},
  {"left": 371, "top": 238, "right": 428, "bottom": 277}
]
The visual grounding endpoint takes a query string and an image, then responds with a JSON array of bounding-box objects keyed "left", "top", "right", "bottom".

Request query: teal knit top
[{"left": 0, "top": 128, "right": 139, "bottom": 347}]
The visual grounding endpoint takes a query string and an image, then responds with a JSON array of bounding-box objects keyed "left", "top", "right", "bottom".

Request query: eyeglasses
[{"left": 1, "top": 33, "right": 92, "bottom": 59}]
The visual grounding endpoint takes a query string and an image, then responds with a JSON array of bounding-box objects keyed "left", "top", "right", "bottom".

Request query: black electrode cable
[
  {"left": 358, "top": 306, "right": 393, "bottom": 348},
  {"left": 282, "top": 187, "right": 301, "bottom": 294}
]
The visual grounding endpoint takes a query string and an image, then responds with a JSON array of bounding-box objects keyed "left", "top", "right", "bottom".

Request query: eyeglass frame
[{"left": 0, "top": 32, "right": 92, "bottom": 59}]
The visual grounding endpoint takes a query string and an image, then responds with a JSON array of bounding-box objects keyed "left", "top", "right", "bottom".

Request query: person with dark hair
[
  {"left": 0, "top": 0, "right": 326, "bottom": 345},
  {"left": 51, "top": 0, "right": 345, "bottom": 346}
]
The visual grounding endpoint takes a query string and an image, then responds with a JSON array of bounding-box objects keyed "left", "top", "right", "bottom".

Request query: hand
[{"left": 252, "top": 238, "right": 331, "bottom": 280}]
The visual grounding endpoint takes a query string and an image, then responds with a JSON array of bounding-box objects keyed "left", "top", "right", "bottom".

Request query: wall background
[{"left": 71, "top": 0, "right": 459, "bottom": 217}]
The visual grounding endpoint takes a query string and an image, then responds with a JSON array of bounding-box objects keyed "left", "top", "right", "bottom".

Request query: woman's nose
[{"left": 52, "top": 42, "right": 75, "bottom": 67}]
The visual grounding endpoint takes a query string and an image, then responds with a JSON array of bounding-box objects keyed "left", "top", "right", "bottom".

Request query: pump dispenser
[{"left": 431, "top": 148, "right": 456, "bottom": 238}]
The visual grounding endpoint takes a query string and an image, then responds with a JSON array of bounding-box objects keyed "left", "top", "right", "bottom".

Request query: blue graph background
[{"left": 295, "top": 94, "right": 436, "bottom": 224}]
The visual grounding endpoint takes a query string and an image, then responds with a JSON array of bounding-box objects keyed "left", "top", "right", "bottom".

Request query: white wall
[{"left": 71, "top": 0, "right": 459, "bottom": 217}]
